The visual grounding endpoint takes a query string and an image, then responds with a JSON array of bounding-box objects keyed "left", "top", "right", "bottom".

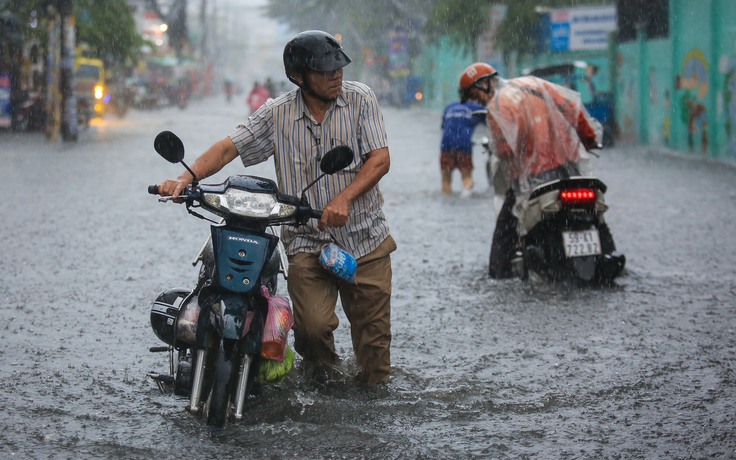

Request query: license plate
[{"left": 562, "top": 229, "right": 601, "bottom": 257}]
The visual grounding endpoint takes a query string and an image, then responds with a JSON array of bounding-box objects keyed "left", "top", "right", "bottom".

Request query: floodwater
[{"left": 1, "top": 95, "right": 735, "bottom": 459}]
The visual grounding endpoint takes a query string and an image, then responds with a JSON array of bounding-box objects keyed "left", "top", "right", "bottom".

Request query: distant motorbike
[
  {"left": 480, "top": 136, "right": 626, "bottom": 285},
  {"left": 146, "top": 131, "right": 353, "bottom": 426},
  {"left": 106, "top": 84, "right": 131, "bottom": 118},
  {"left": 77, "top": 96, "right": 93, "bottom": 128},
  {"left": 12, "top": 90, "right": 44, "bottom": 132}
]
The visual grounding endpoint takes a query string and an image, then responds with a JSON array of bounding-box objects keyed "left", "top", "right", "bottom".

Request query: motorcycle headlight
[
  {"left": 203, "top": 189, "right": 297, "bottom": 219},
  {"left": 94, "top": 85, "right": 104, "bottom": 100}
]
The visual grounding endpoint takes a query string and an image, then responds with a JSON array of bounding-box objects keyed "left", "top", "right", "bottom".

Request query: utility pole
[
  {"left": 44, "top": 0, "right": 78, "bottom": 142},
  {"left": 45, "top": 1, "right": 62, "bottom": 142},
  {"left": 59, "top": 0, "right": 78, "bottom": 141},
  {"left": 200, "top": 0, "right": 207, "bottom": 59}
]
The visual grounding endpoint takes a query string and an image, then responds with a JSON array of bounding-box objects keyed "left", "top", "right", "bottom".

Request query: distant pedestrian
[
  {"left": 246, "top": 81, "right": 270, "bottom": 114},
  {"left": 439, "top": 64, "right": 488, "bottom": 197}
]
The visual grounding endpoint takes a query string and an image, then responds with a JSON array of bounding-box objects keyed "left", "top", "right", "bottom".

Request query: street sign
[{"left": 550, "top": 5, "right": 617, "bottom": 52}]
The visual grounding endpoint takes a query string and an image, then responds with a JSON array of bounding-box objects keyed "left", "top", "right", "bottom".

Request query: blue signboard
[
  {"left": 549, "top": 5, "right": 617, "bottom": 52},
  {"left": 550, "top": 22, "right": 571, "bottom": 51}
]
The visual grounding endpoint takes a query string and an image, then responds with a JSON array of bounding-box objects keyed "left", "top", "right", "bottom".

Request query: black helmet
[{"left": 283, "top": 30, "right": 351, "bottom": 83}]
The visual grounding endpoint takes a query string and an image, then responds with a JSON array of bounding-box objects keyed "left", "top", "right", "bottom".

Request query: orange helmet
[{"left": 459, "top": 62, "right": 498, "bottom": 91}]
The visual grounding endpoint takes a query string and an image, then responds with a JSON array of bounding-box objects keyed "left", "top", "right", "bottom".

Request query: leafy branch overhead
[
  {"left": 266, "top": 0, "right": 613, "bottom": 58},
  {"left": 1, "top": 0, "right": 144, "bottom": 66}
]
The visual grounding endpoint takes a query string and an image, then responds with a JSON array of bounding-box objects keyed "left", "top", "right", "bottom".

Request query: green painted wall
[
  {"left": 419, "top": 37, "right": 473, "bottom": 110},
  {"left": 718, "top": 0, "right": 736, "bottom": 159}
]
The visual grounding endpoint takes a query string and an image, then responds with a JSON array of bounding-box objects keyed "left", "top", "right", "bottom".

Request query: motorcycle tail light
[{"left": 560, "top": 188, "right": 597, "bottom": 207}]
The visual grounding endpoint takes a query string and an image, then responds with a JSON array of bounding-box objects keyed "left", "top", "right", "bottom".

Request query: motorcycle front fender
[
  {"left": 221, "top": 294, "right": 249, "bottom": 340},
  {"left": 196, "top": 290, "right": 265, "bottom": 355},
  {"left": 195, "top": 291, "right": 224, "bottom": 350}
]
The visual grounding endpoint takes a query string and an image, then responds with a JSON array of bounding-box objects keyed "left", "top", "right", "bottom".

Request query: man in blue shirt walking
[{"left": 439, "top": 63, "right": 494, "bottom": 197}]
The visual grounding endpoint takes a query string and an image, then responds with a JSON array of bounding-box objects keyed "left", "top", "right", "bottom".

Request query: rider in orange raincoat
[{"left": 456, "top": 62, "right": 612, "bottom": 278}]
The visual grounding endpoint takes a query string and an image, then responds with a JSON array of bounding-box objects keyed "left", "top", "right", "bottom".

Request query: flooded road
[{"left": 1, "top": 96, "right": 735, "bottom": 458}]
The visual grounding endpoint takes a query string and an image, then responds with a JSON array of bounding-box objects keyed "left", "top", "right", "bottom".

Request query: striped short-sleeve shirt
[{"left": 229, "top": 81, "right": 391, "bottom": 259}]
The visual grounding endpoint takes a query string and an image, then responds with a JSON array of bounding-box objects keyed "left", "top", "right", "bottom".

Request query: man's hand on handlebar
[
  {"left": 157, "top": 178, "right": 191, "bottom": 201},
  {"left": 318, "top": 195, "right": 350, "bottom": 231}
]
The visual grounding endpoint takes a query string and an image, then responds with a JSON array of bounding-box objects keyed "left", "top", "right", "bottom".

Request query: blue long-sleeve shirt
[{"left": 440, "top": 101, "right": 486, "bottom": 153}]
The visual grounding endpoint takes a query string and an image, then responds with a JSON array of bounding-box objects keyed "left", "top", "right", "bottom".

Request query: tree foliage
[
  {"left": 75, "top": 0, "right": 144, "bottom": 65},
  {"left": 423, "top": 0, "right": 490, "bottom": 52},
  {"left": 1, "top": 0, "right": 144, "bottom": 66},
  {"left": 426, "top": 0, "right": 613, "bottom": 56},
  {"left": 264, "top": 0, "right": 435, "bottom": 55},
  {"left": 264, "top": 0, "right": 614, "bottom": 60}
]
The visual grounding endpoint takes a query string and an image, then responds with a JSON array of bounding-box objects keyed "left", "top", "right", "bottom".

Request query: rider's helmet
[
  {"left": 459, "top": 62, "right": 498, "bottom": 92},
  {"left": 283, "top": 30, "right": 352, "bottom": 84}
]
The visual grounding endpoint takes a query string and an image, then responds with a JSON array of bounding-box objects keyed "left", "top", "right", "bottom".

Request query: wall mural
[
  {"left": 675, "top": 49, "right": 709, "bottom": 153},
  {"left": 616, "top": 51, "right": 638, "bottom": 141},
  {"left": 725, "top": 59, "right": 736, "bottom": 158}
]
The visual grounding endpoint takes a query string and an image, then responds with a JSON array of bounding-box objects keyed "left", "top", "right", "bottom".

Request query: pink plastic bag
[{"left": 260, "top": 286, "right": 294, "bottom": 362}]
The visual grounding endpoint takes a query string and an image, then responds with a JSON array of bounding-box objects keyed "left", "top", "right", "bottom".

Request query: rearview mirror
[
  {"left": 320, "top": 145, "right": 354, "bottom": 174},
  {"left": 154, "top": 131, "right": 185, "bottom": 164}
]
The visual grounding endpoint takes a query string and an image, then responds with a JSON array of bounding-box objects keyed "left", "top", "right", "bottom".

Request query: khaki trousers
[{"left": 287, "top": 235, "right": 396, "bottom": 383}]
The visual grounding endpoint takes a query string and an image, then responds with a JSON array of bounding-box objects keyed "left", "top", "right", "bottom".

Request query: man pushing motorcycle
[
  {"left": 456, "top": 62, "right": 618, "bottom": 278},
  {"left": 156, "top": 30, "right": 397, "bottom": 384}
]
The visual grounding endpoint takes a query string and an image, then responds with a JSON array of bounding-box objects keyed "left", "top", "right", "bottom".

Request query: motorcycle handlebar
[{"left": 148, "top": 185, "right": 323, "bottom": 221}]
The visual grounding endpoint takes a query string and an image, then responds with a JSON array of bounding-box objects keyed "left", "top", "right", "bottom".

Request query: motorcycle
[
  {"left": 146, "top": 131, "right": 353, "bottom": 426},
  {"left": 77, "top": 96, "right": 93, "bottom": 129},
  {"left": 12, "top": 90, "right": 44, "bottom": 132},
  {"left": 479, "top": 136, "right": 626, "bottom": 285}
]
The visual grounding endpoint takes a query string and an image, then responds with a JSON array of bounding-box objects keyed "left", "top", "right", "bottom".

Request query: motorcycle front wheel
[{"left": 206, "top": 341, "right": 237, "bottom": 427}]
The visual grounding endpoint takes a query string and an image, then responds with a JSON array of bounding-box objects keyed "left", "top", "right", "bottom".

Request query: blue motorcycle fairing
[{"left": 210, "top": 226, "right": 279, "bottom": 294}]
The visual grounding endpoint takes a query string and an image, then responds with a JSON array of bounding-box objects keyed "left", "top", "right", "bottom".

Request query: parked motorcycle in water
[
  {"left": 480, "top": 136, "right": 626, "bottom": 285},
  {"left": 146, "top": 131, "right": 353, "bottom": 426}
]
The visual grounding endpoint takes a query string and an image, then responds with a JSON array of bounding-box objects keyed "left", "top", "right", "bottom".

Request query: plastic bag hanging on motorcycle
[
  {"left": 319, "top": 243, "right": 357, "bottom": 285},
  {"left": 260, "top": 285, "right": 294, "bottom": 362}
]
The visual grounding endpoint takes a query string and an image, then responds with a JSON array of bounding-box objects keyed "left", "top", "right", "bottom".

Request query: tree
[
  {"left": 1, "top": 0, "right": 144, "bottom": 67},
  {"left": 423, "top": 0, "right": 490, "bottom": 52},
  {"left": 75, "top": 0, "right": 144, "bottom": 66},
  {"left": 264, "top": 0, "right": 435, "bottom": 60},
  {"left": 425, "top": 0, "right": 613, "bottom": 57}
]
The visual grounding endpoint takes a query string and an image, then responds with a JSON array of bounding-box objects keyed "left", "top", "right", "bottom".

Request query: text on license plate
[{"left": 562, "top": 229, "right": 601, "bottom": 257}]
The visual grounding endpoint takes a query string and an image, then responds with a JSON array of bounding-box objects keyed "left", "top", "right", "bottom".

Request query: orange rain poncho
[{"left": 486, "top": 76, "right": 602, "bottom": 195}]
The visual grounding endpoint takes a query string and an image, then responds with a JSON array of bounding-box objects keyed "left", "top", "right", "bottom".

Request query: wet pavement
[{"left": 1, "top": 95, "right": 735, "bottom": 459}]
